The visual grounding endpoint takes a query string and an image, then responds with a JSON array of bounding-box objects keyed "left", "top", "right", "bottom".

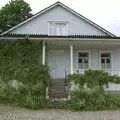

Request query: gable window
[
  {"left": 78, "top": 52, "right": 89, "bottom": 69},
  {"left": 49, "top": 22, "right": 68, "bottom": 36},
  {"left": 101, "top": 52, "right": 111, "bottom": 69}
]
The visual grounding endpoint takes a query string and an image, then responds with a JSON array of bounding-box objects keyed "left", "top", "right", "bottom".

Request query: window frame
[
  {"left": 77, "top": 50, "right": 91, "bottom": 69},
  {"left": 99, "top": 51, "right": 112, "bottom": 69},
  {"left": 48, "top": 21, "right": 69, "bottom": 36}
]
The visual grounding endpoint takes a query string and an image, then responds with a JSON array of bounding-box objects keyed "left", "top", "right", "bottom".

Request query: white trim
[
  {"left": 70, "top": 45, "right": 73, "bottom": 74},
  {"left": 48, "top": 22, "right": 50, "bottom": 36},
  {"left": 48, "top": 21, "right": 69, "bottom": 36},
  {"left": 42, "top": 41, "right": 46, "bottom": 65},
  {"left": 1, "top": 2, "right": 115, "bottom": 36},
  {"left": 48, "top": 20, "right": 69, "bottom": 23}
]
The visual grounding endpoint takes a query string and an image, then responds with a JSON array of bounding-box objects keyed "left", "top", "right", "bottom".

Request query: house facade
[{"left": 1, "top": 2, "right": 120, "bottom": 98}]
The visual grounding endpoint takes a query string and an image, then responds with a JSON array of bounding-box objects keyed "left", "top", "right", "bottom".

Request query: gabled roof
[{"left": 0, "top": 1, "right": 115, "bottom": 37}]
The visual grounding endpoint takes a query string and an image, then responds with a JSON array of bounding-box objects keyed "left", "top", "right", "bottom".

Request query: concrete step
[
  {"left": 50, "top": 87, "right": 66, "bottom": 90},
  {"left": 49, "top": 79, "right": 69, "bottom": 99},
  {"left": 49, "top": 95, "right": 66, "bottom": 99}
]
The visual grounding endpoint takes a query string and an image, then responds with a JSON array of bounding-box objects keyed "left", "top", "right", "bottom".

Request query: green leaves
[
  {"left": 0, "top": 0, "right": 33, "bottom": 32},
  {"left": 0, "top": 39, "right": 49, "bottom": 107},
  {"left": 69, "top": 70, "right": 111, "bottom": 90},
  {"left": 69, "top": 70, "right": 120, "bottom": 111}
]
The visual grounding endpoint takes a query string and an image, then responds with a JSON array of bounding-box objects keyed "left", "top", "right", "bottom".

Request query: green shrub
[
  {"left": 68, "top": 70, "right": 109, "bottom": 90},
  {"left": 70, "top": 90, "right": 120, "bottom": 111},
  {"left": 68, "top": 70, "right": 120, "bottom": 111},
  {"left": 104, "top": 94, "right": 120, "bottom": 109},
  {"left": 0, "top": 39, "right": 50, "bottom": 107}
]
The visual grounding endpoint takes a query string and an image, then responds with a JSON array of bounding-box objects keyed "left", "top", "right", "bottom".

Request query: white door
[{"left": 48, "top": 50, "right": 67, "bottom": 79}]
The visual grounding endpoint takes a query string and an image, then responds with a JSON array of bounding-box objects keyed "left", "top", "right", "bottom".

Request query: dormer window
[{"left": 48, "top": 21, "right": 68, "bottom": 36}]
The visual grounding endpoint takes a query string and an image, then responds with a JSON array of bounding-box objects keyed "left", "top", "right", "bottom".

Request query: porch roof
[
  {"left": 0, "top": 34, "right": 120, "bottom": 43},
  {"left": 1, "top": 34, "right": 120, "bottom": 39}
]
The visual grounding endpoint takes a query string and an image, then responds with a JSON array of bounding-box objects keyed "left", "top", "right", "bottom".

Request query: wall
[{"left": 10, "top": 6, "right": 107, "bottom": 36}]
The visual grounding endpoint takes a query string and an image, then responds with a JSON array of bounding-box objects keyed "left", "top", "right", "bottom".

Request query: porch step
[
  {"left": 48, "top": 79, "right": 69, "bottom": 99},
  {"left": 51, "top": 86, "right": 66, "bottom": 90}
]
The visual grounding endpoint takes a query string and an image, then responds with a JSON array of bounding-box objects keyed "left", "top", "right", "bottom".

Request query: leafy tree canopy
[{"left": 0, "top": 0, "right": 33, "bottom": 33}]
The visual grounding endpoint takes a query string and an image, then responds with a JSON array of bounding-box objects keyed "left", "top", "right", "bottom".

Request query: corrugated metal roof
[{"left": 0, "top": 34, "right": 120, "bottom": 39}]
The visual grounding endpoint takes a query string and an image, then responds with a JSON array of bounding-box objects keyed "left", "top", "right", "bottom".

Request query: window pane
[
  {"left": 79, "top": 52, "right": 88, "bottom": 57},
  {"left": 78, "top": 58, "right": 82, "bottom": 63},
  {"left": 106, "top": 58, "right": 110, "bottom": 64},
  {"left": 84, "top": 58, "right": 88, "bottom": 63},
  {"left": 101, "top": 53, "right": 110, "bottom": 57},
  {"left": 49, "top": 22, "right": 67, "bottom": 36},
  {"left": 49, "top": 23, "right": 55, "bottom": 35},
  {"left": 78, "top": 52, "right": 88, "bottom": 69},
  {"left": 101, "top": 52, "right": 111, "bottom": 69},
  {"left": 78, "top": 53, "right": 83, "bottom": 57},
  {"left": 101, "top": 59, "right": 105, "bottom": 64}
]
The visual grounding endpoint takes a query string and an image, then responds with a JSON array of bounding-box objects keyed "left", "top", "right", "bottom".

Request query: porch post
[
  {"left": 70, "top": 45, "right": 73, "bottom": 74},
  {"left": 42, "top": 41, "right": 46, "bottom": 65}
]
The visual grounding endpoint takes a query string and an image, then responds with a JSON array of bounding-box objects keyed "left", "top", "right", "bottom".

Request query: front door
[{"left": 48, "top": 50, "right": 67, "bottom": 79}]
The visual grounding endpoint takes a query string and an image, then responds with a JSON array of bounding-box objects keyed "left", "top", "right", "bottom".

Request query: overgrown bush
[
  {"left": 0, "top": 39, "right": 50, "bottom": 107},
  {"left": 68, "top": 70, "right": 120, "bottom": 111},
  {"left": 70, "top": 89, "right": 105, "bottom": 110},
  {"left": 68, "top": 70, "right": 109, "bottom": 90},
  {"left": 1, "top": 40, "right": 120, "bottom": 111},
  {"left": 70, "top": 91, "right": 120, "bottom": 111}
]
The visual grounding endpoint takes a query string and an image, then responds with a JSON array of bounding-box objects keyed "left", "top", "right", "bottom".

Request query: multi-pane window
[
  {"left": 101, "top": 53, "right": 111, "bottom": 69},
  {"left": 78, "top": 52, "right": 89, "bottom": 69},
  {"left": 49, "top": 22, "right": 67, "bottom": 36}
]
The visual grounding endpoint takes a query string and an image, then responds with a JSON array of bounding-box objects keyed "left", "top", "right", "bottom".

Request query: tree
[{"left": 0, "top": 0, "right": 33, "bottom": 33}]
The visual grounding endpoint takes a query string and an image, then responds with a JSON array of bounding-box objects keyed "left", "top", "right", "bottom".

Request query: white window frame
[
  {"left": 77, "top": 50, "right": 91, "bottom": 69},
  {"left": 99, "top": 51, "right": 112, "bottom": 69},
  {"left": 48, "top": 21, "right": 69, "bottom": 36}
]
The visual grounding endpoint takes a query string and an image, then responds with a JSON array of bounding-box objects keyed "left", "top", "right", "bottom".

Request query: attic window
[{"left": 48, "top": 22, "right": 68, "bottom": 36}]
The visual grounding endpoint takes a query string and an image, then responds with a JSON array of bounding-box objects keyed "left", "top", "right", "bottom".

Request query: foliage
[
  {"left": 108, "top": 75, "right": 120, "bottom": 84},
  {"left": 70, "top": 91, "right": 120, "bottom": 111},
  {"left": 1, "top": 44, "right": 120, "bottom": 110},
  {"left": 0, "top": 39, "right": 49, "bottom": 107},
  {"left": 0, "top": 0, "right": 33, "bottom": 32},
  {"left": 104, "top": 94, "right": 120, "bottom": 109},
  {"left": 68, "top": 70, "right": 120, "bottom": 111},
  {"left": 68, "top": 70, "right": 109, "bottom": 90},
  {"left": 70, "top": 90, "right": 105, "bottom": 111}
]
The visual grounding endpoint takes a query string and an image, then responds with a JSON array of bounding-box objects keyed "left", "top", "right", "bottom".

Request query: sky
[{"left": 0, "top": 0, "right": 120, "bottom": 36}]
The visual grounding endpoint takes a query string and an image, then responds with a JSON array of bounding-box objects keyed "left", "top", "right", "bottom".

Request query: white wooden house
[{"left": 1, "top": 2, "right": 120, "bottom": 98}]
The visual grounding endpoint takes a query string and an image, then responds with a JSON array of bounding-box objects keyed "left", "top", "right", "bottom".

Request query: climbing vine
[{"left": 0, "top": 39, "right": 50, "bottom": 108}]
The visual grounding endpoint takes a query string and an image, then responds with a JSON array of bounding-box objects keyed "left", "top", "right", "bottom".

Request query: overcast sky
[{"left": 0, "top": 0, "right": 120, "bottom": 36}]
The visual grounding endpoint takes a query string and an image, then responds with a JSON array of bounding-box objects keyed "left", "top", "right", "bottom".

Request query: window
[
  {"left": 101, "top": 53, "right": 111, "bottom": 69},
  {"left": 78, "top": 52, "right": 89, "bottom": 69},
  {"left": 49, "top": 22, "right": 67, "bottom": 36}
]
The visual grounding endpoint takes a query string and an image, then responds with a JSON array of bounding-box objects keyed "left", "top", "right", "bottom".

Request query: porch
[{"left": 42, "top": 38, "right": 120, "bottom": 78}]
